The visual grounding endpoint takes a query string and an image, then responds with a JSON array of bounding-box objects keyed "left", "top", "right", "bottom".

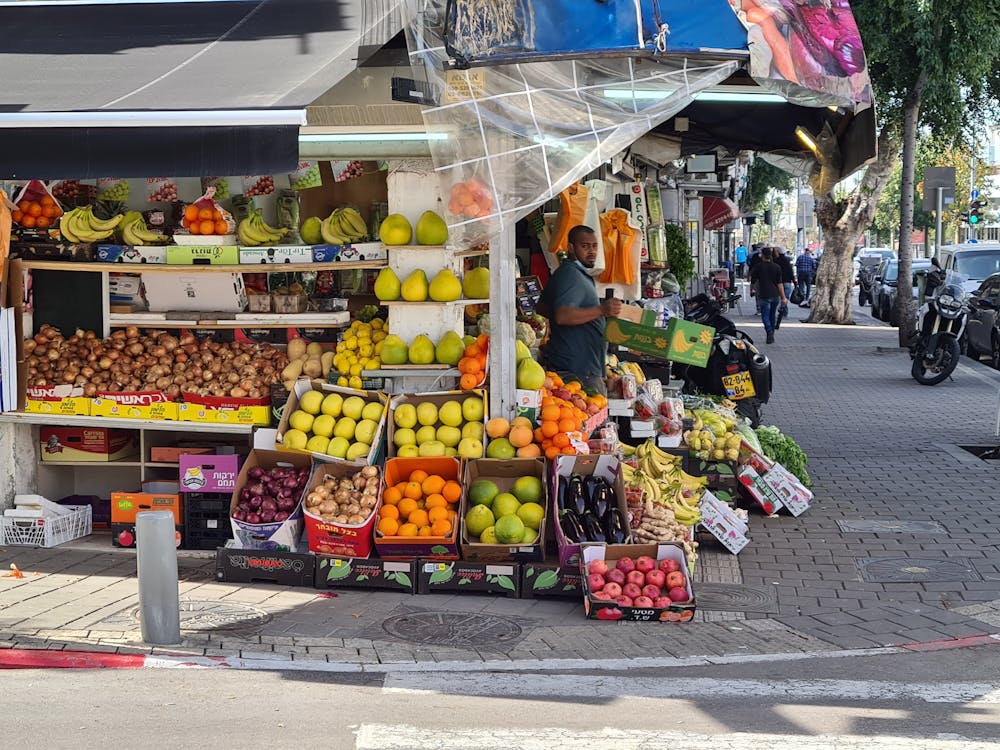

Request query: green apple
[
  {"left": 333, "top": 417, "right": 357, "bottom": 440},
  {"left": 342, "top": 396, "right": 366, "bottom": 421},
  {"left": 445, "top": 447, "right": 458, "bottom": 456},
  {"left": 457, "top": 437, "right": 484, "bottom": 459},
  {"left": 393, "top": 427, "right": 416, "bottom": 447},
  {"left": 282, "top": 429, "right": 309, "bottom": 451},
  {"left": 438, "top": 400, "right": 463, "bottom": 427},
  {"left": 418, "top": 440, "right": 447, "bottom": 457},
  {"left": 415, "top": 425, "right": 437, "bottom": 445},
  {"left": 416, "top": 401, "right": 438, "bottom": 426},
  {"left": 288, "top": 409, "right": 314, "bottom": 433},
  {"left": 312, "top": 414, "right": 335, "bottom": 439},
  {"left": 345, "top": 442, "right": 370, "bottom": 461},
  {"left": 393, "top": 403, "right": 417, "bottom": 429},
  {"left": 462, "top": 396, "right": 484, "bottom": 422},
  {"left": 326, "top": 436, "right": 350, "bottom": 458},
  {"left": 396, "top": 444, "right": 420, "bottom": 457},
  {"left": 361, "top": 401, "right": 384, "bottom": 422},
  {"left": 305, "top": 435, "right": 330, "bottom": 454},
  {"left": 354, "top": 418, "right": 378, "bottom": 445},
  {"left": 321, "top": 392, "right": 343, "bottom": 417},
  {"left": 461, "top": 421, "right": 484, "bottom": 440},
  {"left": 436, "top": 425, "right": 461, "bottom": 448},
  {"left": 298, "top": 390, "right": 324, "bottom": 415}
]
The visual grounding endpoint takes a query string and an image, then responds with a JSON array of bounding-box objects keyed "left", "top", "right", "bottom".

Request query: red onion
[
  {"left": 260, "top": 498, "right": 277, "bottom": 513},
  {"left": 277, "top": 498, "right": 295, "bottom": 512},
  {"left": 249, "top": 484, "right": 265, "bottom": 498},
  {"left": 248, "top": 467, "right": 264, "bottom": 480},
  {"left": 282, "top": 477, "right": 300, "bottom": 490},
  {"left": 246, "top": 513, "right": 261, "bottom": 524},
  {"left": 240, "top": 488, "right": 252, "bottom": 502},
  {"left": 248, "top": 496, "right": 262, "bottom": 510},
  {"left": 260, "top": 510, "right": 275, "bottom": 523},
  {"left": 274, "top": 511, "right": 290, "bottom": 522}
]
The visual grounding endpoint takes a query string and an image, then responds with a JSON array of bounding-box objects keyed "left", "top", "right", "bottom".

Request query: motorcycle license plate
[{"left": 721, "top": 371, "right": 756, "bottom": 400}]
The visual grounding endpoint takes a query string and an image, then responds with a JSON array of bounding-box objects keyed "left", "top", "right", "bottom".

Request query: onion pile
[
  {"left": 232, "top": 466, "right": 311, "bottom": 525},
  {"left": 24, "top": 325, "right": 289, "bottom": 400},
  {"left": 304, "top": 466, "right": 380, "bottom": 526}
]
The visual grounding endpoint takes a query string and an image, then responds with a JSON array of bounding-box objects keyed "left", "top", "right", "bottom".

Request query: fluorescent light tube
[{"left": 0, "top": 110, "right": 307, "bottom": 128}]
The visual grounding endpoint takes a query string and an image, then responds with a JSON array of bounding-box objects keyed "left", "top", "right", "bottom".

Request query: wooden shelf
[
  {"left": 455, "top": 248, "right": 490, "bottom": 258},
  {"left": 21, "top": 259, "right": 387, "bottom": 273},
  {"left": 379, "top": 298, "right": 489, "bottom": 307},
  {"left": 106, "top": 313, "right": 350, "bottom": 329},
  {"left": 39, "top": 460, "right": 143, "bottom": 468},
  {"left": 0, "top": 411, "right": 254, "bottom": 434},
  {"left": 144, "top": 461, "right": 181, "bottom": 468},
  {"left": 363, "top": 366, "right": 458, "bottom": 378},
  {"left": 383, "top": 244, "right": 446, "bottom": 251}
]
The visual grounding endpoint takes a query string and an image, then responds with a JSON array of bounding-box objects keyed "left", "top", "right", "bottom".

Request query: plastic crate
[
  {"left": 1, "top": 505, "right": 92, "bottom": 547},
  {"left": 183, "top": 493, "right": 233, "bottom": 551}
]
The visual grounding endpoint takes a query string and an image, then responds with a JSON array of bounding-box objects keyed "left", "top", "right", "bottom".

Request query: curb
[{"left": 4, "top": 633, "right": 999, "bottom": 672}]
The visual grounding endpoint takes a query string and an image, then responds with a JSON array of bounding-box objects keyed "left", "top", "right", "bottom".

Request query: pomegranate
[
  {"left": 653, "top": 597, "right": 672, "bottom": 608},
  {"left": 588, "top": 573, "right": 606, "bottom": 591},
  {"left": 668, "top": 586, "right": 689, "bottom": 602},
  {"left": 626, "top": 570, "right": 646, "bottom": 587},
  {"left": 635, "top": 555, "right": 655, "bottom": 574},
  {"left": 634, "top": 596, "right": 654, "bottom": 607},
  {"left": 622, "top": 582, "right": 642, "bottom": 600},
  {"left": 642, "top": 584, "right": 662, "bottom": 600},
  {"left": 644, "top": 569, "right": 666, "bottom": 588},
  {"left": 616, "top": 556, "right": 636, "bottom": 573},
  {"left": 606, "top": 569, "right": 626, "bottom": 586},
  {"left": 602, "top": 582, "right": 622, "bottom": 599},
  {"left": 666, "top": 571, "right": 686, "bottom": 590},
  {"left": 587, "top": 559, "right": 609, "bottom": 576},
  {"left": 658, "top": 558, "right": 681, "bottom": 574},
  {"left": 616, "top": 596, "right": 634, "bottom": 607}
]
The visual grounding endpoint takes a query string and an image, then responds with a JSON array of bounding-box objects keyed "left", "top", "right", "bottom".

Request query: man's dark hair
[
  {"left": 567, "top": 225, "right": 596, "bottom": 246},
  {"left": 761, "top": 247, "right": 773, "bottom": 260}
]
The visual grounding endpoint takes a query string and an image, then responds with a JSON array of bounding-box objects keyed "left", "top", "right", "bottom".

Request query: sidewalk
[{"left": 3, "top": 303, "right": 1000, "bottom": 667}]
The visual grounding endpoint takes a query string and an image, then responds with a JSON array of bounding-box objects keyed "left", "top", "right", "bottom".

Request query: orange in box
[
  {"left": 303, "top": 463, "right": 382, "bottom": 558},
  {"left": 374, "top": 457, "right": 461, "bottom": 561}
]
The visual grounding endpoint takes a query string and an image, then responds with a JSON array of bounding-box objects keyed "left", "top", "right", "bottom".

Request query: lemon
[
  {"left": 337, "top": 376, "right": 348, "bottom": 386},
  {"left": 348, "top": 375, "right": 363, "bottom": 389}
]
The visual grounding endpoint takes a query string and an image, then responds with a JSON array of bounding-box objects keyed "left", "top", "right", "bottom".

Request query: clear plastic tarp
[{"left": 402, "top": 0, "right": 739, "bottom": 246}]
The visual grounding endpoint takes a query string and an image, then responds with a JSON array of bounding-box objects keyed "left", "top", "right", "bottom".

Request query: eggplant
[
  {"left": 557, "top": 477, "right": 568, "bottom": 513},
  {"left": 581, "top": 474, "right": 598, "bottom": 508},
  {"left": 566, "top": 475, "right": 587, "bottom": 516},
  {"left": 581, "top": 513, "right": 606, "bottom": 543},
  {"left": 604, "top": 509, "right": 628, "bottom": 544},
  {"left": 559, "top": 510, "right": 585, "bottom": 543},
  {"left": 589, "top": 483, "right": 610, "bottom": 517}
]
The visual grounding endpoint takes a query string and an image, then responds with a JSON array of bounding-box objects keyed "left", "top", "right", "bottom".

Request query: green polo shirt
[{"left": 539, "top": 260, "right": 605, "bottom": 376}]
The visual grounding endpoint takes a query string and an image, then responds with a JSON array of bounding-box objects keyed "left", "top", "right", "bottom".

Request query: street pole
[
  {"left": 769, "top": 192, "right": 775, "bottom": 244},
  {"left": 796, "top": 177, "right": 803, "bottom": 251},
  {"left": 970, "top": 154, "right": 976, "bottom": 242},
  {"left": 934, "top": 187, "right": 943, "bottom": 260}
]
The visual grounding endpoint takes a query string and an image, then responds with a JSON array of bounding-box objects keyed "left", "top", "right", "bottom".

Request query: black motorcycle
[
  {"left": 858, "top": 264, "right": 877, "bottom": 306},
  {"left": 908, "top": 258, "right": 969, "bottom": 386}
]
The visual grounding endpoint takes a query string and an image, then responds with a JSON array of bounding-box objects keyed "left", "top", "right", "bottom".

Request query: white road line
[
  {"left": 382, "top": 673, "right": 1000, "bottom": 705},
  {"left": 354, "top": 724, "right": 1000, "bottom": 750}
]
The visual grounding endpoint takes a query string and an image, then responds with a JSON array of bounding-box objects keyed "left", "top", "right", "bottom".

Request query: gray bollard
[{"left": 136, "top": 510, "right": 181, "bottom": 645}]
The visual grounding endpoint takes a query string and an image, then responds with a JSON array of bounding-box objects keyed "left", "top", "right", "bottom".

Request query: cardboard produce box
[
  {"left": 605, "top": 305, "right": 714, "bottom": 367},
  {"left": 216, "top": 547, "right": 315, "bottom": 587},
  {"left": 386, "top": 389, "right": 486, "bottom": 460},
  {"left": 302, "top": 463, "right": 381, "bottom": 558},
  {"left": 416, "top": 559, "right": 520, "bottom": 598},
  {"left": 374, "top": 457, "right": 461, "bottom": 561},
  {"left": 166, "top": 245, "right": 239, "bottom": 265},
  {"left": 110, "top": 491, "right": 183, "bottom": 548},
  {"left": 229, "top": 449, "right": 311, "bottom": 551},
  {"left": 315, "top": 556, "right": 415, "bottom": 593},
  {"left": 520, "top": 562, "right": 584, "bottom": 599},
  {"left": 580, "top": 542, "right": 696, "bottom": 622},
  {"left": 460, "top": 458, "right": 547, "bottom": 563},
  {"left": 142, "top": 272, "right": 247, "bottom": 312},
  {"left": 41, "top": 427, "right": 136, "bottom": 462}
]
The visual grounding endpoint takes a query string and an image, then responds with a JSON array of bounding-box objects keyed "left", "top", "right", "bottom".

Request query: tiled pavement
[{"left": 1, "top": 302, "right": 1000, "bottom": 664}]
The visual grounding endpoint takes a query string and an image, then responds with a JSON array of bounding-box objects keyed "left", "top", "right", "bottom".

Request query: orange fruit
[
  {"left": 508, "top": 425, "right": 533, "bottom": 448},
  {"left": 397, "top": 497, "right": 418, "bottom": 519},
  {"left": 418, "top": 526, "right": 432, "bottom": 537},
  {"left": 431, "top": 519, "right": 452, "bottom": 536},
  {"left": 561, "top": 445, "right": 577, "bottom": 455},
  {"left": 460, "top": 372, "right": 479, "bottom": 390},
  {"left": 199, "top": 219, "right": 215, "bottom": 235},
  {"left": 533, "top": 427, "right": 545, "bottom": 443},
  {"left": 558, "top": 418, "right": 577, "bottom": 433},
  {"left": 184, "top": 204, "right": 200, "bottom": 222},
  {"left": 383, "top": 486, "right": 402, "bottom": 506},
  {"left": 409, "top": 469, "right": 429, "bottom": 484},
  {"left": 377, "top": 518, "right": 399, "bottom": 535},
  {"left": 408, "top": 509, "right": 429, "bottom": 528},
  {"left": 212, "top": 208, "right": 223, "bottom": 222},
  {"left": 188, "top": 221, "right": 202, "bottom": 234},
  {"left": 20, "top": 215, "right": 36, "bottom": 228},
  {"left": 540, "top": 420, "right": 559, "bottom": 438},
  {"left": 545, "top": 446, "right": 561, "bottom": 461},
  {"left": 476, "top": 333, "right": 489, "bottom": 350},
  {"left": 214, "top": 219, "right": 229, "bottom": 235},
  {"left": 398, "top": 523, "right": 419, "bottom": 537},
  {"left": 422, "top": 475, "right": 445, "bottom": 496},
  {"left": 428, "top": 506, "right": 449, "bottom": 523},
  {"left": 464, "top": 344, "right": 481, "bottom": 358},
  {"left": 35, "top": 216, "right": 51, "bottom": 229},
  {"left": 395, "top": 481, "right": 409, "bottom": 494},
  {"left": 41, "top": 205, "right": 58, "bottom": 219},
  {"left": 27, "top": 203, "right": 42, "bottom": 218},
  {"left": 11, "top": 210, "right": 22, "bottom": 223},
  {"left": 198, "top": 207, "right": 214, "bottom": 221},
  {"left": 40, "top": 196, "right": 55, "bottom": 207},
  {"left": 540, "top": 405, "right": 560, "bottom": 422},
  {"left": 458, "top": 357, "right": 477, "bottom": 374},
  {"left": 403, "top": 481, "right": 423, "bottom": 500},
  {"left": 517, "top": 443, "right": 542, "bottom": 458},
  {"left": 425, "top": 494, "right": 447, "bottom": 509},
  {"left": 559, "top": 406, "right": 574, "bottom": 421},
  {"left": 441, "top": 481, "right": 462, "bottom": 504},
  {"left": 379, "top": 505, "right": 400, "bottom": 520},
  {"left": 553, "top": 432, "right": 570, "bottom": 448}
]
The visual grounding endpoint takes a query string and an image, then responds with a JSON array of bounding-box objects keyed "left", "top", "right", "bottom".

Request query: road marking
[
  {"left": 355, "top": 724, "right": 1000, "bottom": 750},
  {"left": 382, "top": 673, "right": 1000, "bottom": 705}
]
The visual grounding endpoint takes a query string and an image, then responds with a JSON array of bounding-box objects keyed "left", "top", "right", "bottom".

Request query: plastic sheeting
[{"left": 402, "top": 0, "right": 738, "bottom": 247}]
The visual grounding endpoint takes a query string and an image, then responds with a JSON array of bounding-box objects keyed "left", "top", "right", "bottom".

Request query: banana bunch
[
  {"left": 686, "top": 409, "right": 742, "bottom": 461},
  {"left": 59, "top": 206, "right": 123, "bottom": 243},
  {"left": 614, "top": 360, "right": 646, "bottom": 385},
  {"left": 634, "top": 439, "right": 707, "bottom": 492},
  {"left": 119, "top": 211, "right": 169, "bottom": 246},
  {"left": 621, "top": 459, "right": 702, "bottom": 526},
  {"left": 320, "top": 207, "right": 368, "bottom": 245},
  {"left": 237, "top": 208, "right": 290, "bottom": 247}
]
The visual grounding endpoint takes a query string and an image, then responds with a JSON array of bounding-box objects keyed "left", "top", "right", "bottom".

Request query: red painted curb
[
  {"left": 900, "top": 634, "right": 1000, "bottom": 652},
  {"left": 0, "top": 649, "right": 148, "bottom": 670}
]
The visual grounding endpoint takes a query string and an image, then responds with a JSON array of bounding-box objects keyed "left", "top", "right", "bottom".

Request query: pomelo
[
  {"left": 516, "top": 502, "right": 545, "bottom": 530},
  {"left": 510, "top": 476, "right": 543, "bottom": 504},
  {"left": 494, "top": 514, "right": 525, "bottom": 544},
  {"left": 465, "top": 505, "right": 495, "bottom": 538},
  {"left": 491, "top": 492, "right": 520, "bottom": 518},
  {"left": 468, "top": 479, "right": 500, "bottom": 507}
]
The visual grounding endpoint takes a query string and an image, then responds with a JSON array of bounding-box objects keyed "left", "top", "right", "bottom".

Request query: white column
[
  {"left": 0, "top": 423, "right": 38, "bottom": 510},
  {"left": 488, "top": 228, "right": 516, "bottom": 421}
]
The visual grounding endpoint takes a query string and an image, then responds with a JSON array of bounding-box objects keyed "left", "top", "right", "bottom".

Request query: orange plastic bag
[
  {"left": 598, "top": 209, "right": 636, "bottom": 285},
  {"left": 547, "top": 183, "right": 589, "bottom": 256}
]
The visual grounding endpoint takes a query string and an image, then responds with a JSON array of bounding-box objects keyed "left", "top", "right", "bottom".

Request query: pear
[
  {"left": 401, "top": 269, "right": 429, "bottom": 301},
  {"left": 408, "top": 334, "right": 435, "bottom": 365},
  {"left": 380, "top": 334, "right": 409, "bottom": 365},
  {"left": 428, "top": 268, "right": 463, "bottom": 302},
  {"left": 374, "top": 267, "right": 401, "bottom": 301},
  {"left": 435, "top": 330, "right": 465, "bottom": 365},
  {"left": 515, "top": 339, "right": 532, "bottom": 363},
  {"left": 379, "top": 213, "right": 412, "bottom": 245},
  {"left": 415, "top": 210, "right": 449, "bottom": 245},
  {"left": 462, "top": 266, "right": 490, "bottom": 299}
]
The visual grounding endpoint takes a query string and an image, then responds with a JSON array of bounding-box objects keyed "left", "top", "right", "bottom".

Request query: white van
[{"left": 938, "top": 244, "right": 1000, "bottom": 293}]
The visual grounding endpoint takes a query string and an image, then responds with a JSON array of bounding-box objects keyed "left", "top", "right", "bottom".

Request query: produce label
[
  {"left": 762, "top": 465, "right": 812, "bottom": 517},
  {"left": 699, "top": 493, "right": 749, "bottom": 555}
]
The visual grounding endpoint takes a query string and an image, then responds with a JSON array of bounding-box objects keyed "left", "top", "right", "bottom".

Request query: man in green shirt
[{"left": 536, "top": 225, "right": 621, "bottom": 395}]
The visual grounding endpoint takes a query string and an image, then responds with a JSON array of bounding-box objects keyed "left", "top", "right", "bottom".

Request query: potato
[
  {"left": 320, "top": 351, "right": 336, "bottom": 378},
  {"left": 306, "top": 342, "right": 324, "bottom": 357},
  {"left": 302, "top": 357, "right": 323, "bottom": 378},
  {"left": 286, "top": 338, "right": 308, "bottom": 361},
  {"left": 281, "top": 358, "right": 305, "bottom": 381}
]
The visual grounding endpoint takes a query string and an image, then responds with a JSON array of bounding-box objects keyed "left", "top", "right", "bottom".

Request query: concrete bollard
[{"left": 136, "top": 510, "right": 181, "bottom": 645}]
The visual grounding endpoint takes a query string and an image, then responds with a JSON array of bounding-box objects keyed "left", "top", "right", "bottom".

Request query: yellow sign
[
  {"left": 444, "top": 69, "right": 487, "bottom": 103},
  {"left": 721, "top": 371, "right": 756, "bottom": 400}
]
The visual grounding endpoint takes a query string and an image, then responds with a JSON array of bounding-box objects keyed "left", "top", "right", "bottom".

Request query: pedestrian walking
[
  {"left": 735, "top": 243, "right": 748, "bottom": 279},
  {"left": 749, "top": 247, "right": 786, "bottom": 344},
  {"left": 795, "top": 248, "right": 818, "bottom": 306},
  {"left": 748, "top": 243, "right": 765, "bottom": 316},
  {"left": 773, "top": 246, "right": 795, "bottom": 329}
]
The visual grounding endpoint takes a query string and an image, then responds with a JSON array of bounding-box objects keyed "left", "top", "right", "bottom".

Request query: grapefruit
[
  {"left": 491, "top": 492, "right": 520, "bottom": 518},
  {"left": 494, "top": 514, "right": 525, "bottom": 544},
  {"left": 468, "top": 479, "right": 500, "bottom": 507},
  {"left": 510, "top": 475, "right": 543, "bottom": 504},
  {"left": 465, "top": 505, "right": 495, "bottom": 538},
  {"left": 516, "top": 502, "right": 545, "bottom": 530},
  {"left": 486, "top": 437, "right": 515, "bottom": 459}
]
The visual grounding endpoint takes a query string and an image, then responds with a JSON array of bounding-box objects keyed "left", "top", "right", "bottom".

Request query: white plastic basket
[{"left": 1, "top": 505, "right": 92, "bottom": 548}]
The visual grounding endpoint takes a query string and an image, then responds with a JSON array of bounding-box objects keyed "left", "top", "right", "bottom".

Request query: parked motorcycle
[
  {"left": 908, "top": 258, "right": 969, "bottom": 386},
  {"left": 858, "top": 264, "right": 877, "bottom": 306}
]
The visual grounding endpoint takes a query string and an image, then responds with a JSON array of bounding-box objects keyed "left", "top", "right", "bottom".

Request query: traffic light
[
  {"left": 763, "top": 209, "right": 773, "bottom": 225},
  {"left": 970, "top": 199, "right": 988, "bottom": 225}
]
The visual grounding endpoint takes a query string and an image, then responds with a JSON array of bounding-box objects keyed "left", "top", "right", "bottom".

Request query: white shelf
[
  {"left": 0, "top": 411, "right": 254, "bottom": 434},
  {"left": 363, "top": 367, "right": 459, "bottom": 378},
  {"left": 21, "top": 260, "right": 387, "bottom": 273},
  {"left": 107, "top": 313, "right": 350, "bottom": 329},
  {"left": 39, "top": 460, "right": 143, "bottom": 467},
  {"left": 379, "top": 298, "right": 489, "bottom": 307}
]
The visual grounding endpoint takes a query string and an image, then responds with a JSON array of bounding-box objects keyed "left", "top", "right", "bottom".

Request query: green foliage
[
  {"left": 663, "top": 223, "right": 694, "bottom": 289},
  {"left": 742, "top": 159, "right": 794, "bottom": 212},
  {"left": 755, "top": 426, "right": 811, "bottom": 487}
]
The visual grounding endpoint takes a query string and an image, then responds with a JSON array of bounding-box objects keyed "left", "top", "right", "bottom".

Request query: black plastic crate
[{"left": 183, "top": 492, "right": 232, "bottom": 550}]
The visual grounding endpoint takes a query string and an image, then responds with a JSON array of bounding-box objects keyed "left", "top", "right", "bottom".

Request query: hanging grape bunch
[
  {"left": 148, "top": 180, "right": 180, "bottom": 202},
  {"left": 97, "top": 180, "right": 130, "bottom": 202},
  {"left": 332, "top": 160, "right": 365, "bottom": 182},
  {"left": 245, "top": 176, "right": 275, "bottom": 196},
  {"left": 52, "top": 180, "right": 81, "bottom": 203}
]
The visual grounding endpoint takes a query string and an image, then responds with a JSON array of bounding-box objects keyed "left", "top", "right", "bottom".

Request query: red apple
[
  {"left": 626, "top": 570, "right": 646, "bottom": 587},
  {"left": 622, "top": 582, "right": 642, "bottom": 599},
  {"left": 606, "top": 569, "right": 626, "bottom": 586},
  {"left": 635, "top": 555, "right": 655, "bottom": 573},
  {"left": 602, "top": 582, "right": 622, "bottom": 599},
  {"left": 588, "top": 573, "right": 606, "bottom": 591},
  {"left": 666, "top": 571, "right": 686, "bottom": 590},
  {"left": 616, "top": 557, "right": 636, "bottom": 573},
  {"left": 117, "top": 530, "right": 134, "bottom": 547},
  {"left": 644, "top": 569, "right": 666, "bottom": 588},
  {"left": 587, "top": 559, "right": 609, "bottom": 576},
  {"left": 668, "top": 586, "right": 689, "bottom": 602},
  {"left": 653, "top": 597, "right": 672, "bottom": 608},
  {"left": 634, "top": 596, "right": 654, "bottom": 607},
  {"left": 616, "top": 596, "right": 634, "bottom": 607},
  {"left": 658, "top": 558, "right": 681, "bottom": 574},
  {"left": 642, "top": 584, "right": 661, "bottom": 600}
]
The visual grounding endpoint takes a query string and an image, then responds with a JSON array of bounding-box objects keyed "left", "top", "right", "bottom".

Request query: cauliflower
[{"left": 515, "top": 321, "right": 536, "bottom": 348}]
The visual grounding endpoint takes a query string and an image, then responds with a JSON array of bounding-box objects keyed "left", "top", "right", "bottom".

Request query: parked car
[
  {"left": 939, "top": 244, "right": 1000, "bottom": 294},
  {"left": 965, "top": 272, "right": 1000, "bottom": 369},
  {"left": 870, "top": 258, "right": 931, "bottom": 326}
]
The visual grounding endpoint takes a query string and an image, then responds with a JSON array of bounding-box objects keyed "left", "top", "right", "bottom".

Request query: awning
[
  {"left": 702, "top": 197, "right": 741, "bottom": 231},
  {"left": 0, "top": 0, "right": 401, "bottom": 178}
]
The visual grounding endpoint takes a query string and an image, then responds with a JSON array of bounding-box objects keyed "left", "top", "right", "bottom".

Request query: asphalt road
[{"left": 6, "top": 647, "right": 1000, "bottom": 749}]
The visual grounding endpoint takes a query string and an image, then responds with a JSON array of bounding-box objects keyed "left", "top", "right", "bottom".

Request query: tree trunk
[
  {"left": 808, "top": 127, "right": 899, "bottom": 324},
  {"left": 895, "top": 88, "right": 922, "bottom": 344}
]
